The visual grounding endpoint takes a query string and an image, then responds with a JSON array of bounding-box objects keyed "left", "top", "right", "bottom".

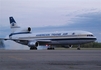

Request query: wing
[{"left": 0, "top": 38, "right": 53, "bottom": 45}]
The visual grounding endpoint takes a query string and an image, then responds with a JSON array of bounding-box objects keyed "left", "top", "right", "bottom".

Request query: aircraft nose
[{"left": 94, "top": 37, "right": 97, "bottom": 41}]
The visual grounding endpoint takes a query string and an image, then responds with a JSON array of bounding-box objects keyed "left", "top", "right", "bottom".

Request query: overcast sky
[
  {"left": 0, "top": 0, "right": 101, "bottom": 27},
  {"left": 0, "top": 0, "right": 101, "bottom": 42}
]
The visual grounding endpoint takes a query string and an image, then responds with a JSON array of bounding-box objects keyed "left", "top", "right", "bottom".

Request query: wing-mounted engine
[{"left": 28, "top": 40, "right": 39, "bottom": 50}]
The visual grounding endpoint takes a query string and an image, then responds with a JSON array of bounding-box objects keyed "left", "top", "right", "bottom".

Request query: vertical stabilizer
[
  {"left": 9, "top": 17, "right": 20, "bottom": 28},
  {"left": 9, "top": 17, "right": 20, "bottom": 33}
]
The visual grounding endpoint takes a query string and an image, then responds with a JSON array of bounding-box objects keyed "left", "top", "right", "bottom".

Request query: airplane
[{"left": 0, "top": 17, "right": 97, "bottom": 50}]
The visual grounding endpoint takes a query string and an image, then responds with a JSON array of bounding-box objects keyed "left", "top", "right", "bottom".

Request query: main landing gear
[
  {"left": 30, "top": 47, "right": 37, "bottom": 50},
  {"left": 47, "top": 47, "right": 55, "bottom": 50},
  {"left": 47, "top": 45, "right": 55, "bottom": 50}
]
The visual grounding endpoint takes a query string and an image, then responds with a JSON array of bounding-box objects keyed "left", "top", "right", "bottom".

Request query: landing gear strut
[{"left": 77, "top": 45, "right": 80, "bottom": 50}]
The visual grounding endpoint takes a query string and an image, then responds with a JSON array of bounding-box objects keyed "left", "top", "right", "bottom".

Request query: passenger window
[{"left": 72, "top": 33, "right": 75, "bottom": 35}]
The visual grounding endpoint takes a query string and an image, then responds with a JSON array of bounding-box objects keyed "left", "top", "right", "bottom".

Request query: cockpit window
[{"left": 87, "top": 35, "right": 93, "bottom": 36}]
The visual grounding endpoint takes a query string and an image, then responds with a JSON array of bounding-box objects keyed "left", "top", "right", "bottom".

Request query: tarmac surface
[{"left": 0, "top": 49, "right": 101, "bottom": 70}]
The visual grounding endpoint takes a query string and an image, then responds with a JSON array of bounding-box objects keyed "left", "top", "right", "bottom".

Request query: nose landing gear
[{"left": 77, "top": 45, "right": 81, "bottom": 50}]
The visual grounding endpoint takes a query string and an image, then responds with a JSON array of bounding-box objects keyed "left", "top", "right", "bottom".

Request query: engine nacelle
[
  {"left": 28, "top": 41, "right": 39, "bottom": 47},
  {"left": 12, "top": 27, "right": 32, "bottom": 33},
  {"left": 21, "top": 27, "right": 31, "bottom": 32}
]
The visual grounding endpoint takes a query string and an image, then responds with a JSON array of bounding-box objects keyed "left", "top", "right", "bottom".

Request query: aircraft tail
[
  {"left": 9, "top": 17, "right": 20, "bottom": 28},
  {"left": 9, "top": 17, "right": 20, "bottom": 33}
]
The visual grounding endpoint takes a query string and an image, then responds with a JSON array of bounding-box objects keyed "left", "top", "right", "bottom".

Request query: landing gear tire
[
  {"left": 77, "top": 47, "right": 80, "bottom": 50},
  {"left": 30, "top": 47, "right": 37, "bottom": 50},
  {"left": 77, "top": 45, "right": 81, "bottom": 50},
  {"left": 47, "top": 47, "right": 55, "bottom": 50}
]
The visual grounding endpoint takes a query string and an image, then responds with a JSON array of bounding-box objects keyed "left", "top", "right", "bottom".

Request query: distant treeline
[
  {"left": 80, "top": 42, "right": 101, "bottom": 48},
  {"left": 57, "top": 42, "right": 101, "bottom": 48},
  {"left": 71, "top": 42, "right": 101, "bottom": 48}
]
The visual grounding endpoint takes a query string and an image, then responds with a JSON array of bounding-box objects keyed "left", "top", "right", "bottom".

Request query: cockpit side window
[{"left": 87, "top": 34, "right": 93, "bottom": 36}]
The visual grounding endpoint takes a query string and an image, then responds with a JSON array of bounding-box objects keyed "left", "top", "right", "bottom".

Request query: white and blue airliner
[{"left": 0, "top": 17, "right": 97, "bottom": 50}]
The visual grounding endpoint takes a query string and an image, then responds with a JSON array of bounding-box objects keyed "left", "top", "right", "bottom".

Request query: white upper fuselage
[
  {"left": 11, "top": 30, "right": 95, "bottom": 39},
  {"left": 10, "top": 30, "right": 96, "bottom": 45}
]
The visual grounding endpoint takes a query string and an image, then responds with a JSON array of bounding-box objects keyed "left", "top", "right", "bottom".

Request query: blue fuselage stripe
[
  {"left": 9, "top": 32, "right": 31, "bottom": 37},
  {"left": 17, "top": 37, "right": 96, "bottom": 41}
]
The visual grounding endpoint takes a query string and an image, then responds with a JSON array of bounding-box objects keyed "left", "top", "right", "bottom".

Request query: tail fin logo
[
  {"left": 9, "top": 17, "right": 20, "bottom": 28},
  {"left": 9, "top": 17, "right": 16, "bottom": 24}
]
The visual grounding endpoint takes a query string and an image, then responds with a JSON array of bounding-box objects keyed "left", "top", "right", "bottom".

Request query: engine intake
[
  {"left": 28, "top": 27, "right": 31, "bottom": 32},
  {"left": 21, "top": 27, "right": 31, "bottom": 32},
  {"left": 28, "top": 41, "right": 39, "bottom": 48}
]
